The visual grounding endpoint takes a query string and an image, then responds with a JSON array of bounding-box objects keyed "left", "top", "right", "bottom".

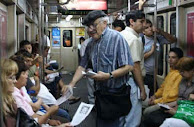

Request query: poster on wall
[
  {"left": 76, "top": 28, "right": 85, "bottom": 38},
  {"left": 0, "top": 9, "right": 7, "bottom": 58},
  {"left": 52, "top": 27, "right": 61, "bottom": 47},
  {"left": 187, "top": 12, "right": 194, "bottom": 57}
]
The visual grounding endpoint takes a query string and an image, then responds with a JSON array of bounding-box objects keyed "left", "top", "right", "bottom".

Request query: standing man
[
  {"left": 120, "top": 10, "right": 147, "bottom": 127},
  {"left": 68, "top": 10, "right": 134, "bottom": 127},
  {"left": 143, "top": 19, "right": 177, "bottom": 97}
]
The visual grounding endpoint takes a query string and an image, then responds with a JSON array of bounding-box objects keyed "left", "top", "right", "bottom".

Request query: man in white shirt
[{"left": 120, "top": 10, "right": 147, "bottom": 127}]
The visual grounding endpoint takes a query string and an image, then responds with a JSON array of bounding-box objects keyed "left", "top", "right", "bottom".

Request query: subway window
[
  {"left": 157, "top": 16, "right": 164, "bottom": 75},
  {"left": 170, "top": 13, "right": 176, "bottom": 37},
  {"left": 63, "top": 30, "right": 72, "bottom": 47},
  {"left": 157, "top": 16, "right": 164, "bottom": 31}
]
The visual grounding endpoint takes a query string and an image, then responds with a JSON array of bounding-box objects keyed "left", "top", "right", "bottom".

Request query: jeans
[
  {"left": 124, "top": 77, "right": 142, "bottom": 127},
  {"left": 56, "top": 108, "right": 71, "bottom": 121}
]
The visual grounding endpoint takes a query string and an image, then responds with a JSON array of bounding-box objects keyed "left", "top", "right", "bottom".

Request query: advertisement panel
[
  {"left": 187, "top": 12, "right": 194, "bottom": 57},
  {"left": 52, "top": 28, "right": 61, "bottom": 47},
  {"left": 61, "top": 0, "right": 107, "bottom": 10}
]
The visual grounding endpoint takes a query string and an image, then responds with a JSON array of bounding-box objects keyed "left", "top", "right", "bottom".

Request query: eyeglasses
[
  {"left": 8, "top": 75, "right": 16, "bottom": 81},
  {"left": 86, "top": 21, "right": 101, "bottom": 30}
]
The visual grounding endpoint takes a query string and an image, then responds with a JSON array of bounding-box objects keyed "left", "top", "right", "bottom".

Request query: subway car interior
[{"left": 0, "top": 0, "right": 194, "bottom": 127}]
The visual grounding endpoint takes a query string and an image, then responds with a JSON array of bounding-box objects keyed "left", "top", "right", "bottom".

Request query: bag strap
[{"left": 16, "top": 108, "right": 21, "bottom": 127}]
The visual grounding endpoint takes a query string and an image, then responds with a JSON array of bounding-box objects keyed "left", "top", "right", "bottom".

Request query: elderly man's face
[{"left": 86, "top": 18, "right": 107, "bottom": 40}]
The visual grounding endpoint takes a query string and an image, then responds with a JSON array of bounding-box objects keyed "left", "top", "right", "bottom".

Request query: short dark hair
[
  {"left": 146, "top": 19, "right": 152, "bottom": 27},
  {"left": 112, "top": 20, "right": 126, "bottom": 31},
  {"left": 125, "top": 10, "right": 145, "bottom": 26},
  {"left": 20, "top": 40, "right": 31, "bottom": 49},
  {"left": 79, "top": 37, "right": 85, "bottom": 43},
  {"left": 15, "top": 49, "right": 33, "bottom": 58},
  {"left": 169, "top": 47, "right": 183, "bottom": 59},
  {"left": 11, "top": 56, "right": 28, "bottom": 80}
]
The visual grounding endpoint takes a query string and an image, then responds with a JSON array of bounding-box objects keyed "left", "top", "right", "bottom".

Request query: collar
[
  {"left": 14, "top": 87, "right": 20, "bottom": 93},
  {"left": 145, "top": 35, "right": 153, "bottom": 40},
  {"left": 101, "top": 26, "right": 108, "bottom": 37},
  {"left": 125, "top": 27, "right": 139, "bottom": 37}
]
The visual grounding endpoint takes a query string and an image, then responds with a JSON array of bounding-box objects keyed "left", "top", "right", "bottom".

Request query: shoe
[{"left": 68, "top": 96, "right": 81, "bottom": 104}]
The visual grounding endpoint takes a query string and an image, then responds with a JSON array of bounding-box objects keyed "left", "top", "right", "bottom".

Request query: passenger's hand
[
  {"left": 34, "top": 75, "right": 39, "bottom": 82},
  {"left": 47, "top": 105, "right": 59, "bottom": 115},
  {"left": 189, "top": 94, "right": 194, "bottom": 101},
  {"left": 139, "top": 0, "right": 146, "bottom": 10},
  {"left": 164, "top": 108, "right": 176, "bottom": 115},
  {"left": 37, "top": 56, "right": 43, "bottom": 63},
  {"left": 91, "top": 71, "right": 110, "bottom": 81},
  {"left": 48, "top": 119, "right": 61, "bottom": 126},
  {"left": 148, "top": 95, "right": 156, "bottom": 105},
  {"left": 61, "top": 85, "right": 68, "bottom": 95},
  {"left": 62, "top": 85, "right": 73, "bottom": 96},
  {"left": 140, "top": 89, "right": 147, "bottom": 101},
  {"left": 152, "top": 26, "right": 161, "bottom": 33}
]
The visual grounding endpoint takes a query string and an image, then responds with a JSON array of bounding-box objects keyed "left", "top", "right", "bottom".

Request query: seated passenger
[
  {"left": 1, "top": 59, "right": 18, "bottom": 126},
  {"left": 142, "top": 57, "right": 194, "bottom": 127},
  {"left": 160, "top": 94, "right": 194, "bottom": 127},
  {"left": 143, "top": 48, "right": 183, "bottom": 116},
  {"left": 11, "top": 55, "right": 71, "bottom": 121},
  {"left": 1, "top": 59, "right": 72, "bottom": 127},
  {"left": 12, "top": 59, "right": 62, "bottom": 126}
]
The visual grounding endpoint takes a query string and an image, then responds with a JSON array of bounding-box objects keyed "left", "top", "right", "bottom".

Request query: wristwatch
[{"left": 109, "top": 72, "right": 113, "bottom": 79}]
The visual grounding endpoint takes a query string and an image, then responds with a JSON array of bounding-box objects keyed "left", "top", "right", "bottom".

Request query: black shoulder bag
[
  {"left": 94, "top": 84, "right": 131, "bottom": 120},
  {"left": 16, "top": 108, "right": 40, "bottom": 127}
]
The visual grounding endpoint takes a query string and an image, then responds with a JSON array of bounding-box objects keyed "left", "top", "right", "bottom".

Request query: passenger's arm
[
  {"left": 153, "top": 26, "right": 177, "bottom": 43},
  {"left": 32, "top": 105, "right": 59, "bottom": 124},
  {"left": 139, "top": 0, "right": 146, "bottom": 11},
  {"left": 29, "top": 76, "right": 40, "bottom": 95},
  {"left": 144, "top": 44, "right": 155, "bottom": 59},
  {"left": 91, "top": 65, "right": 133, "bottom": 81},
  {"left": 132, "top": 62, "right": 147, "bottom": 100},
  {"left": 29, "top": 98, "right": 42, "bottom": 112},
  {"left": 69, "top": 66, "right": 85, "bottom": 88}
]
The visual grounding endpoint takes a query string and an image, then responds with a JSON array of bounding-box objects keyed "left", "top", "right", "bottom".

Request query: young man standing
[
  {"left": 120, "top": 10, "right": 147, "bottom": 127},
  {"left": 143, "top": 19, "right": 177, "bottom": 97}
]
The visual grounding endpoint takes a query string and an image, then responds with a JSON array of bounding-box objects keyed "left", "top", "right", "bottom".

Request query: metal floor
[{"left": 60, "top": 73, "right": 96, "bottom": 127}]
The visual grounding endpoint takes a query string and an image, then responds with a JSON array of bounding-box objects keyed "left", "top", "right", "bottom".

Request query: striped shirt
[{"left": 80, "top": 27, "right": 133, "bottom": 89}]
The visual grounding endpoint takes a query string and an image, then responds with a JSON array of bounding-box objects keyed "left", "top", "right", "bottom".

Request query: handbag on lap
[{"left": 16, "top": 108, "right": 40, "bottom": 127}]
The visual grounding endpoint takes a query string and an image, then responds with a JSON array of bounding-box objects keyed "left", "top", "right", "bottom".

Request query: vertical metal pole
[
  {"left": 153, "top": 0, "right": 158, "bottom": 93},
  {"left": 38, "top": 0, "right": 43, "bottom": 82},
  {"left": 0, "top": 21, "right": 3, "bottom": 127},
  {"left": 41, "top": 0, "right": 45, "bottom": 82}
]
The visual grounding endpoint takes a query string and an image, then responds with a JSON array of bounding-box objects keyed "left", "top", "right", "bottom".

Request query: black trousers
[
  {"left": 141, "top": 109, "right": 173, "bottom": 127},
  {"left": 144, "top": 74, "right": 158, "bottom": 97}
]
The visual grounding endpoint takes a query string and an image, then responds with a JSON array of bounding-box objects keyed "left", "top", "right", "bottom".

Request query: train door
[
  {"left": 61, "top": 28, "right": 78, "bottom": 72},
  {"left": 156, "top": 14, "right": 167, "bottom": 86},
  {"left": 167, "top": 11, "right": 176, "bottom": 73}
]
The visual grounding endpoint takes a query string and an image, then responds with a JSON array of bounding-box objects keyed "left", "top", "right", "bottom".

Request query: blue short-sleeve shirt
[{"left": 80, "top": 27, "right": 133, "bottom": 89}]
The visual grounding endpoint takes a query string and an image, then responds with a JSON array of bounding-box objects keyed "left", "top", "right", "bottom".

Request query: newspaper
[
  {"left": 55, "top": 86, "right": 73, "bottom": 105},
  {"left": 70, "top": 102, "right": 94, "bottom": 126},
  {"left": 82, "top": 70, "right": 97, "bottom": 76},
  {"left": 158, "top": 103, "right": 171, "bottom": 110}
]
